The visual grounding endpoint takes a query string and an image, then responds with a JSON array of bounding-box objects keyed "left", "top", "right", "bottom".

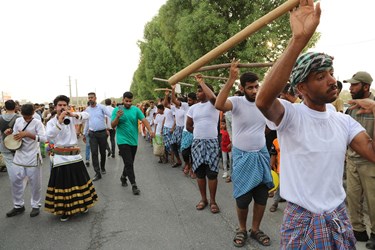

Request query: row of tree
[{"left": 130, "top": 0, "right": 319, "bottom": 103}]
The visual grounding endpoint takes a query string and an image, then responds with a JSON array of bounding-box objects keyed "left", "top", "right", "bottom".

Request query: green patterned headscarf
[{"left": 290, "top": 52, "right": 333, "bottom": 87}]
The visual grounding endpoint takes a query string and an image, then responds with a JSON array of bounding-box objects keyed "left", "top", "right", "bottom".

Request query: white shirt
[
  {"left": 146, "top": 106, "right": 157, "bottom": 123},
  {"left": 154, "top": 114, "right": 165, "bottom": 135},
  {"left": 13, "top": 117, "right": 46, "bottom": 167},
  {"left": 266, "top": 99, "right": 364, "bottom": 213},
  {"left": 229, "top": 96, "right": 266, "bottom": 151},
  {"left": 172, "top": 102, "right": 189, "bottom": 127},
  {"left": 46, "top": 112, "right": 89, "bottom": 167},
  {"left": 187, "top": 101, "right": 219, "bottom": 139},
  {"left": 105, "top": 105, "right": 115, "bottom": 129},
  {"left": 163, "top": 108, "right": 175, "bottom": 128}
]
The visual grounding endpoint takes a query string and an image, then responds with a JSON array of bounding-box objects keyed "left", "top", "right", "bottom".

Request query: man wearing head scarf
[
  {"left": 256, "top": 0, "right": 375, "bottom": 249},
  {"left": 345, "top": 71, "right": 375, "bottom": 249}
]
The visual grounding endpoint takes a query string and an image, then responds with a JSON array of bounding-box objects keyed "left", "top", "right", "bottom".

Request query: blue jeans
[{"left": 85, "top": 135, "right": 90, "bottom": 161}]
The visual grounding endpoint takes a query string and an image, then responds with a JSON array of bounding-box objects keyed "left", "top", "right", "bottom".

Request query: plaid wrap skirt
[{"left": 191, "top": 138, "right": 219, "bottom": 172}]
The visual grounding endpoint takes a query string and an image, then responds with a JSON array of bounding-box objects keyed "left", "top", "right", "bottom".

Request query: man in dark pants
[
  {"left": 83, "top": 92, "right": 112, "bottom": 181},
  {"left": 104, "top": 98, "right": 116, "bottom": 158},
  {"left": 111, "top": 92, "right": 154, "bottom": 195}
]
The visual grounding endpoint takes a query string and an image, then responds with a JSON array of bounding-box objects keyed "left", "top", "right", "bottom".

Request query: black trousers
[
  {"left": 118, "top": 144, "right": 138, "bottom": 185},
  {"left": 106, "top": 129, "right": 116, "bottom": 155},
  {"left": 89, "top": 130, "right": 107, "bottom": 175}
]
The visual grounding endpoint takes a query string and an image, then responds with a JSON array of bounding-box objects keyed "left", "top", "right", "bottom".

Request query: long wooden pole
[
  {"left": 167, "top": 0, "right": 299, "bottom": 85},
  {"left": 153, "top": 77, "right": 194, "bottom": 87},
  {"left": 190, "top": 75, "right": 229, "bottom": 81},
  {"left": 195, "top": 62, "right": 274, "bottom": 72}
]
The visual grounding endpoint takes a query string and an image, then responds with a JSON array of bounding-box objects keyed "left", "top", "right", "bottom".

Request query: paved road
[{"left": 0, "top": 136, "right": 368, "bottom": 250}]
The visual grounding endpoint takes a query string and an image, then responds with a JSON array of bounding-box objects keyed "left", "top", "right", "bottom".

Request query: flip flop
[
  {"left": 196, "top": 200, "right": 208, "bottom": 210},
  {"left": 210, "top": 203, "right": 220, "bottom": 214}
]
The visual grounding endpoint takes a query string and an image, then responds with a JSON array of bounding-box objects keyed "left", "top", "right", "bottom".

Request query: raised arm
[
  {"left": 163, "top": 90, "right": 171, "bottom": 109},
  {"left": 256, "top": 0, "right": 321, "bottom": 125},
  {"left": 215, "top": 60, "right": 239, "bottom": 112},
  {"left": 171, "top": 85, "right": 181, "bottom": 107},
  {"left": 195, "top": 74, "right": 216, "bottom": 105}
]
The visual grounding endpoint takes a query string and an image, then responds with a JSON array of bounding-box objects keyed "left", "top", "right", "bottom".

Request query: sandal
[
  {"left": 249, "top": 229, "right": 271, "bottom": 246},
  {"left": 190, "top": 170, "right": 197, "bottom": 179},
  {"left": 225, "top": 176, "right": 231, "bottom": 183},
  {"left": 233, "top": 229, "right": 248, "bottom": 247},
  {"left": 196, "top": 200, "right": 208, "bottom": 210},
  {"left": 183, "top": 166, "right": 189, "bottom": 175},
  {"left": 171, "top": 162, "right": 182, "bottom": 168},
  {"left": 210, "top": 203, "right": 220, "bottom": 214},
  {"left": 269, "top": 203, "right": 278, "bottom": 212}
]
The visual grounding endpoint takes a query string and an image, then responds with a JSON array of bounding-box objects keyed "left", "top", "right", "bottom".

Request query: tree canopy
[{"left": 130, "top": 0, "right": 320, "bottom": 102}]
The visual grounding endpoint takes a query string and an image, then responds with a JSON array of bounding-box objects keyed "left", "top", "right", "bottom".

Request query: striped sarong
[
  {"left": 191, "top": 138, "right": 219, "bottom": 172},
  {"left": 162, "top": 127, "right": 173, "bottom": 152},
  {"left": 281, "top": 202, "right": 356, "bottom": 249},
  {"left": 231, "top": 146, "right": 273, "bottom": 198},
  {"left": 180, "top": 130, "right": 193, "bottom": 151},
  {"left": 171, "top": 125, "right": 184, "bottom": 146}
]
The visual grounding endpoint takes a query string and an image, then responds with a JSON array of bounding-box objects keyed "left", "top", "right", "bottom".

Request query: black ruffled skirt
[{"left": 44, "top": 160, "right": 98, "bottom": 215}]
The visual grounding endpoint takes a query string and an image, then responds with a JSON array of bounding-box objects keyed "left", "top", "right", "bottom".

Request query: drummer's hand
[
  {"left": 14, "top": 131, "right": 28, "bottom": 140},
  {"left": 83, "top": 136, "right": 87, "bottom": 143},
  {"left": 4, "top": 128, "right": 12, "bottom": 135}
]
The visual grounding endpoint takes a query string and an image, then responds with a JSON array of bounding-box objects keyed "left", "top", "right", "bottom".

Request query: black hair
[
  {"left": 197, "top": 83, "right": 214, "bottom": 92},
  {"left": 53, "top": 95, "right": 70, "bottom": 106},
  {"left": 123, "top": 91, "right": 133, "bottom": 99},
  {"left": 234, "top": 90, "right": 243, "bottom": 96},
  {"left": 337, "top": 80, "right": 343, "bottom": 90},
  {"left": 4, "top": 100, "right": 16, "bottom": 110},
  {"left": 21, "top": 103, "right": 34, "bottom": 116},
  {"left": 88, "top": 92, "right": 96, "bottom": 97},
  {"left": 187, "top": 92, "right": 197, "bottom": 100},
  {"left": 240, "top": 72, "right": 259, "bottom": 87},
  {"left": 105, "top": 98, "right": 112, "bottom": 105},
  {"left": 156, "top": 104, "right": 164, "bottom": 110}
]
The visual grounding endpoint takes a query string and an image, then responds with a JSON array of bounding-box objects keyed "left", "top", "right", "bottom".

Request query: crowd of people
[{"left": 1, "top": 0, "right": 375, "bottom": 249}]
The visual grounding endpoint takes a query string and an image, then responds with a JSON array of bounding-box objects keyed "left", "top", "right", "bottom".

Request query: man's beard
[
  {"left": 244, "top": 92, "right": 255, "bottom": 102},
  {"left": 352, "top": 88, "right": 365, "bottom": 99}
]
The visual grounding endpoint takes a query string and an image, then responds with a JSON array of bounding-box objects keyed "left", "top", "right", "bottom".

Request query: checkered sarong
[
  {"left": 180, "top": 130, "right": 193, "bottom": 151},
  {"left": 191, "top": 138, "right": 220, "bottom": 172},
  {"left": 231, "top": 146, "right": 272, "bottom": 198},
  {"left": 171, "top": 126, "right": 184, "bottom": 145},
  {"left": 162, "top": 127, "right": 173, "bottom": 150},
  {"left": 281, "top": 202, "right": 356, "bottom": 249}
]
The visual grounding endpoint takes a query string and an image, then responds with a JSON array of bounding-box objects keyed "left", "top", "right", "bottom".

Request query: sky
[{"left": 0, "top": 0, "right": 374, "bottom": 104}]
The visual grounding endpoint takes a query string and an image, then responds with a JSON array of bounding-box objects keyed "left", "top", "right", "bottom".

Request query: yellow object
[{"left": 269, "top": 170, "right": 279, "bottom": 193}]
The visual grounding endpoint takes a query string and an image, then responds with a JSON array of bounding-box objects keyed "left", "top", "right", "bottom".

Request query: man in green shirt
[{"left": 111, "top": 92, "right": 154, "bottom": 195}]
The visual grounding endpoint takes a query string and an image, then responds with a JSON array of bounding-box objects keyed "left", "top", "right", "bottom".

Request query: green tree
[{"left": 131, "top": 0, "right": 320, "bottom": 100}]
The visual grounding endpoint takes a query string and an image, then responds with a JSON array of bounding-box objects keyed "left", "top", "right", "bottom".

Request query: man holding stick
[
  {"left": 216, "top": 61, "right": 273, "bottom": 247},
  {"left": 256, "top": 0, "right": 375, "bottom": 248},
  {"left": 186, "top": 75, "right": 220, "bottom": 214}
]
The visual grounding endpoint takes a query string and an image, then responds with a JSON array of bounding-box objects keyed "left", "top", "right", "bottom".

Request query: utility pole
[
  {"left": 68, "top": 76, "right": 72, "bottom": 100},
  {"left": 75, "top": 79, "right": 78, "bottom": 106}
]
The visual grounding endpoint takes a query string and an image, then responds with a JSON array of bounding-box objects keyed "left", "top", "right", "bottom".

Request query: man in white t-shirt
[
  {"left": 146, "top": 100, "right": 157, "bottom": 143},
  {"left": 154, "top": 104, "right": 166, "bottom": 163},
  {"left": 216, "top": 62, "right": 273, "bottom": 247},
  {"left": 256, "top": 0, "right": 375, "bottom": 248},
  {"left": 162, "top": 95, "right": 175, "bottom": 163},
  {"left": 104, "top": 98, "right": 115, "bottom": 158},
  {"left": 186, "top": 75, "right": 220, "bottom": 214},
  {"left": 169, "top": 85, "right": 191, "bottom": 168}
]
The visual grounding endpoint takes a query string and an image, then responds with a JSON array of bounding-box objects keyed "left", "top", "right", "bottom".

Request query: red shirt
[{"left": 220, "top": 130, "right": 231, "bottom": 152}]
